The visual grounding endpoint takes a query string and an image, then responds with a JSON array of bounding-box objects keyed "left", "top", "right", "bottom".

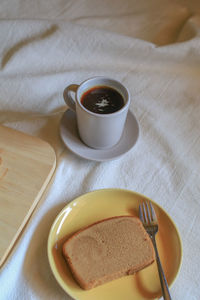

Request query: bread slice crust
[{"left": 62, "top": 216, "right": 155, "bottom": 290}]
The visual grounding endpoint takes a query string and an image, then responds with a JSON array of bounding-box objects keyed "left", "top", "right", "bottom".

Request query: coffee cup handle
[{"left": 63, "top": 84, "right": 79, "bottom": 112}]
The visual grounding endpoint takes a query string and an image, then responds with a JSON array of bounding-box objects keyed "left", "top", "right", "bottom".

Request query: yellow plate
[{"left": 47, "top": 189, "right": 182, "bottom": 300}]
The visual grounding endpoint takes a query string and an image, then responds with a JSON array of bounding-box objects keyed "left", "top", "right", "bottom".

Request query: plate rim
[{"left": 47, "top": 188, "right": 183, "bottom": 299}]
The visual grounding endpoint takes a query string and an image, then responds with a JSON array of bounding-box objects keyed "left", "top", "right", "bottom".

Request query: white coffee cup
[{"left": 63, "top": 77, "right": 130, "bottom": 149}]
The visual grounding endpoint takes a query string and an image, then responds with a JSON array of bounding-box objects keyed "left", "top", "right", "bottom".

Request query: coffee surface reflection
[{"left": 81, "top": 86, "right": 124, "bottom": 114}]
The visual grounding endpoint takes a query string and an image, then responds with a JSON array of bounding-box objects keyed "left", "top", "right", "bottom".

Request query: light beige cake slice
[{"left": 62, "top": 216, "right": 155, "bottom": 290}]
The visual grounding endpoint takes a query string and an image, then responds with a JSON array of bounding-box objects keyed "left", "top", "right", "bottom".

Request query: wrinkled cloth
[{"left": 0, "top": 0, "right": 200, "bottom": 299}]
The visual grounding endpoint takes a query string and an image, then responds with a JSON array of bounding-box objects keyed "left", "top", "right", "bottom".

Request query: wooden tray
[{"left": 0, "top": 125, "right": 56, "bottom": 267}]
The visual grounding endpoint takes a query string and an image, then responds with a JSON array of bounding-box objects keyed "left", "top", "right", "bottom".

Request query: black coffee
[{"left": 81, "top": 86, "right": 124, "bottom": 114}]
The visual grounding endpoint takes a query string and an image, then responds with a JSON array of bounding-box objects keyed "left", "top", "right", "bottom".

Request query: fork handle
[{"left": 151, "top": 235, "right": 172, "bottom": 300}]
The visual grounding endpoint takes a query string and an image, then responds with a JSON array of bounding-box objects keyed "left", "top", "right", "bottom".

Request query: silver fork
[{"left": 139, "top": 201, "right": 172, "bottom": 300}]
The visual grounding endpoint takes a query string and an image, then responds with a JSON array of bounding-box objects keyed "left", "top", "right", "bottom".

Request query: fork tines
[{"left": 139, "top": 201, "right": 157, "bottom": 224}]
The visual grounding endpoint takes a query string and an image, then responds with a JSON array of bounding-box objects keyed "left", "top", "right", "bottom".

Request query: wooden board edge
[{"left": 0, "top": 153, "right": 56, "bottom": 269}]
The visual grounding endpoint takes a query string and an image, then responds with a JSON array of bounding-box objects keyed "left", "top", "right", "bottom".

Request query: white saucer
[{"left": 60, "top": 110, "right": 139, "bottom": 161}]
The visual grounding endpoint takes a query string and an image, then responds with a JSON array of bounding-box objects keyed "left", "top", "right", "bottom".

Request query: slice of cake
[{"left": 62, "top": 216, "right": 155, "bottom": 290}]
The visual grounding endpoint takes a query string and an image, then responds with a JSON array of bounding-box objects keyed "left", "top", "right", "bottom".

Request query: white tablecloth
[{"left": 1, "top": 0, "right": 200, "bottom": 299}]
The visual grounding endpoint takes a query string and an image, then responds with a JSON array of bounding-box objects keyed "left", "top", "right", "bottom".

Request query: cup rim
[{"left": 76, "top": 76, "right": 130, "bottom": 117}]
